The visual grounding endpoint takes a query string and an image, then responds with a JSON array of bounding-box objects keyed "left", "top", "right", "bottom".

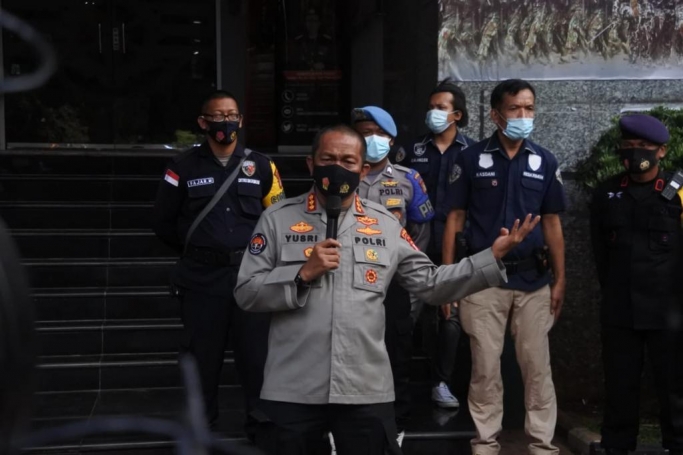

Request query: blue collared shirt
[
  {"left": 396, "top": 131, "right": 476, "bottom": 258},
  {"left": 446, "top": 133, "right": 566, "bottom": 291}
]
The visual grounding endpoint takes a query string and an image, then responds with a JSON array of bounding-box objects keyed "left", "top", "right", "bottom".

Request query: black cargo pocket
[
  {"left": 472, "top": 178, "right": 503, "bottom": 212},
  {"left": 237, "top": 181, "right": 263, "bottom": 218},
  {"left": 187, "top": 182, "right": 217, "bottom": 199},
  {"left": 648, "top": 217, "right": 678, "bottom": 252}
]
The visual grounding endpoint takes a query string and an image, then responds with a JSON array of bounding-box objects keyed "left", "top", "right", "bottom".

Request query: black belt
[
  {"left": 502, "top": 256, "right": 537, "bottom": 275},
  {"left": 183, "top": 245, "right": 245, "bottom": 267}
]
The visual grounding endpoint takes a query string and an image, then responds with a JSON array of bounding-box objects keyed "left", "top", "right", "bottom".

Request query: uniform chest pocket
[
  {"left": 472, "top": 178, "right": 502, "bottom": 211},
  {"left": 188, "top": 183, "right": 218, "bottom": 199},
  {"left": 648, "top": 216, "right": 679, "bottom": 252},
  {"left": 520, "top": 178, "right": 544, "bottom": 210},
  {"left": 280, "top": 244, "right": 321, "bottom": 288},
  {"left": 237, "top": 182, "right": 263, "bottom": 218},
  {"left": 352, "top": 245, "right": 389, "bottom": 294}
]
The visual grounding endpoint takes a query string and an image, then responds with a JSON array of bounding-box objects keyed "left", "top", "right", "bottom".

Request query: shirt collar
[
  {"left": 199, "top": 141, "right": 245, "bottom": 159},
  {"left": 425, "top": 131, "right": 469, "bottom": 148},
  {"left": 305, "top": 189, "right": 366, "bottom": 216},
  {"left": 483, "top": 132, "right": 538, "bottom": 157}
]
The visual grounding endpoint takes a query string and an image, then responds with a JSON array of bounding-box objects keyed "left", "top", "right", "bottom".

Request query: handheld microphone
[{"left": 326, "top": 195, "right": 342, "bottom": 240}]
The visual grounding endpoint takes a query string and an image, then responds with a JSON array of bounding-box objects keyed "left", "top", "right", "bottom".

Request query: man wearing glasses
[{"left": 153, "top": 90, "right": 285, "bottom": 437}]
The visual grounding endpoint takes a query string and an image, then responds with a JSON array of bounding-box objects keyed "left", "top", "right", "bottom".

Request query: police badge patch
[
  {"left": 395, "top": 148, "right": 406, "bottom": 163},
  {"left": 528, "top": 154, "right": 542, "bottom": 171},
  {"left": 242, "top": 160, "right": 256, "bottom": 177},
  {"left": 414, "top": 143, "right": 427, "bottom": 157},
  {"left": 249, "top": 233, "right": 267, "bottom": 255},
  {"left": 449, "top": 164, "right": 462, "bottom": 184},
  {"left": 478, "top": 153, "right": 493, "bottom": 169}
]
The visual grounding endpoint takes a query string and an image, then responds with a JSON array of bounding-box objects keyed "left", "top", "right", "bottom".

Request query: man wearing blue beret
[
  {"left": 590, "top": 114, "right": 683, "bottom": 455},
  {"left": 351, "top": 106, "right": 434, "bottom": 447}
]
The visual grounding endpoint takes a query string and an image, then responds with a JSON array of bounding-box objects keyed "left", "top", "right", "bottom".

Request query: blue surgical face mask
[
  {"left": 500, "top": 114, "right": 534, "bottom": 140},
  {"left": 365, "top": 135, "right": 392, "bottom": 163},
  {"left": 425, "top": 109, "right": 454, "bottom": 134}
]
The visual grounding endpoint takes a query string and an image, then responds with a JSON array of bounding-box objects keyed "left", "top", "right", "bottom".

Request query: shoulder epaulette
[{"left": 391, "top": 163, "right": 413, "bottom": 175}]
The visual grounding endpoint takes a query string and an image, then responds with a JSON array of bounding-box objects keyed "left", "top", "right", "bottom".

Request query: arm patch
[
  {"left": 406, "top": 170, "right": 434, "bottom": 223},
  {"left": 262, "top": 161, "right": 286, "bottom": 208}
]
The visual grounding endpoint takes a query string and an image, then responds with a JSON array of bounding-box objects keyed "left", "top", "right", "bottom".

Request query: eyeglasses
[{"left": 201, "top": 113, "right": 242, "bottom": 122}]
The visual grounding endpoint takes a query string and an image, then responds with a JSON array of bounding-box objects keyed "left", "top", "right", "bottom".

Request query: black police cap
[{"left": 619, "top": 114, "right": 670, "bottom": 145}]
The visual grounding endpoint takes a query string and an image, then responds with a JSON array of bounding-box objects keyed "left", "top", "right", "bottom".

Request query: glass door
[
  {"left": 3, "top": 0, "right": 115, "bottom": 146},
  {"left": 110, "top": 0, "right": 216, "bottom": 148},
  {"left": 2, "top": 0, "right": 217, "bottom": 150}
]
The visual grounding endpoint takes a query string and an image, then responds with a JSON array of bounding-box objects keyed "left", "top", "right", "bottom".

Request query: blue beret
[
  {"left": 351, "top": 106, "right": 397, "bottom": 138},
  {"left": 619, "top": 114, "right": 670, "bottom": 145}
]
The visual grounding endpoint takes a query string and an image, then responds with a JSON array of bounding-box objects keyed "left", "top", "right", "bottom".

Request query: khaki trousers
[{"left": 460, "top": 286, "right": 558, "bottom": 455}]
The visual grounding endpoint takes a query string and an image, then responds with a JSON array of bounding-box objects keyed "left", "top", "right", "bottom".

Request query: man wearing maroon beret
[{"left": 589, "top": 114, "right": 683, "bottom": 455}]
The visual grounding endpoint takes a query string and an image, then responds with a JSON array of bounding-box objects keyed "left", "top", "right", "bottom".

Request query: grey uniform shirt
[
  {"left": 358, "top": 162, "right": 434, "bottom": 252},
  {"left": 235, "top": 190, "right": 507, "bottom": 405}
]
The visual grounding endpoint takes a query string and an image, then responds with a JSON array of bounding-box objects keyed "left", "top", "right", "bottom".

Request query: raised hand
[{"left": 491, "top": 214, "right": 541, "bottom": 260}]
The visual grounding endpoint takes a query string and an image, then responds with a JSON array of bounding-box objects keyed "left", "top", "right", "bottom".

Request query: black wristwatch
[{"left": 294, "top": 273, "right": 309, "bottom": 287}]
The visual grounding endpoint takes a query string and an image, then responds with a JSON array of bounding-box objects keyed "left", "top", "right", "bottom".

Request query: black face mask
[
  {"left": 618, "top": 147, "right": 660, "bottom": 174},
  {"left": 205, "top": 120, "right": 239, "bottom": 145},
  {"left": 312, "top": 164, "right": 360, "bottom": 198}
]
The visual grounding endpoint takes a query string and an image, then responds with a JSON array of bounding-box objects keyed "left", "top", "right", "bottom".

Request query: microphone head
[{"left": 326, "top": 195, "right": 342, "bottom": 219}]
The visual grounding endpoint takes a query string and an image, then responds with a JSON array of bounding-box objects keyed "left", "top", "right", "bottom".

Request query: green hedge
[{"left": 575, "top": 107, "right": 683, "bottom": 190}]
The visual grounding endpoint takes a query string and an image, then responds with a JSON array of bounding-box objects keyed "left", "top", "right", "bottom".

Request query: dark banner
[{"left": 438, "top": 0, "right": 683, "bottom": 80}]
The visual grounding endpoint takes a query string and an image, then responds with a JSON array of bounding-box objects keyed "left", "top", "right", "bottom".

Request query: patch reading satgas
[
  {"left": 355, "top": 237, "right": 386, "bottom": 247},
  {"left": 522, "top": 171, "right": 544, "bottom": 181},
  {"left": 187, "top": 177, "right": 215, "bottom": 187}
]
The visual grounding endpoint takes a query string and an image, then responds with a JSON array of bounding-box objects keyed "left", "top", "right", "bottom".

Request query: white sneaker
[
  {"left": 328, "top": 432, "right": 336, "bottom": 454},
  {"left": 431, "top": 381, "right": 460, "bottom": 408},
  {"left": 397, "top": 430, "right": 405, "bottom": 447}
]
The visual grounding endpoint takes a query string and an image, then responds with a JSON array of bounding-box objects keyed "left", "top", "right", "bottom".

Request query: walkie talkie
[{"left": 661, "top": 170, "right": 683, "bottom": 201}]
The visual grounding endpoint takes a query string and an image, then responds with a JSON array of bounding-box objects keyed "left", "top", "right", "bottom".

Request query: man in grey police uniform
[
  {"left": 234, "top": 124, "right": 540, "bottom": 455},
  {"left": 352, "top": 106, "right": 434, "bottom": 444}
]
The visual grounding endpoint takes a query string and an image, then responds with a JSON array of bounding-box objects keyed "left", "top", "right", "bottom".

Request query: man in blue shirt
[
  {"left": 442, "top": 79, "right": 566, "bottom": 455},
  {"left": 396, "top": 80, "right": 477, "bottom": 409}
]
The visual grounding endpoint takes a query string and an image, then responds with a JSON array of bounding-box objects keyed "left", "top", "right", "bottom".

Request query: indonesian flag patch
[{"left": 164, "top": 169, "right": 179, "bottom": 187}]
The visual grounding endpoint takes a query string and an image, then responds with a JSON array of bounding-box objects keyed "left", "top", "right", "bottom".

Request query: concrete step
[
  {"left": 13, "top": 230, "right": 177, "bottom": 260},
  {"left": 25, "top": 259, "right": 174, "bottom": 289},
  {"left": 33, "top": 287, "right": 177, "bottom": 322},
  {"left": 35, "top": 353, "right": 237, "bottom": 393}
]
